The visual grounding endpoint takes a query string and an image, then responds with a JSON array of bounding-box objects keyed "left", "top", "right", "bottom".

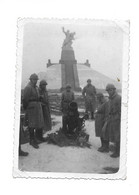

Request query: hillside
[{"left": 38, "top": 64, "right": 121, "bottom": 90}]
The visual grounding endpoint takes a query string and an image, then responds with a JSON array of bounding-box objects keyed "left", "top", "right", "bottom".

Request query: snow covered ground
[{"left": 19, "top": 115, "right": 119, "bottom": 174}]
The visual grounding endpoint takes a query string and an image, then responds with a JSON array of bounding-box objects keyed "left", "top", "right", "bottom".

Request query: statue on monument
[
  {"left": 47, "top": 27, "right": 90, "bottom": 91},
  {"left": 62, "top": 27, "right": 76, "bottom": 49}
]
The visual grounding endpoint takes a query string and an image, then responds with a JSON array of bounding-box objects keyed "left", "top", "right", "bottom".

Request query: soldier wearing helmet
[
  {"left": 22, "top": 73, "right": 44, "bottom": 149},
  {"left": 38, "top": 80, "right": 52, "bottom": 135},
  {"left": 39, "top": 79, "right": 48, "bottom": 86},
  {"left": 61, "top": 84, "right": 75, "bottom": 132},
  {"left": 82, "top": 79, "right": 96, "bottom": 119},
  {"left": 29, "top": 73, "right": 38, "bottom": 80},
  {"left": 106, "top": 84, "right": 116, "bottom": 98},
  {"left": 94, "top": 93, "right": 109, "bottom": 153},
  {"left": 105, "top": 83, "right": 121, "bottom": 158}
]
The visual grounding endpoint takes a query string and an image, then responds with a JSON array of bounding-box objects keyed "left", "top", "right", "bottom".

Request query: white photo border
[{"left": 13, "top": 18, "right": 129, "bottom": 179}]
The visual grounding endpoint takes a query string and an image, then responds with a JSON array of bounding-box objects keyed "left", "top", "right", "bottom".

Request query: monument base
[{"left": 60, "top": 86, "right": 82, "bottom": 92}]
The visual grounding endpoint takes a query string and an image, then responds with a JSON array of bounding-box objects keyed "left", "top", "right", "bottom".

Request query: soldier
[
  {"left": 94, "top": 93, "right": 109, "bottom": 152},
  {"left": 19, "top": 119, "right": 29, "bottom": 156},
  {"left": 66, "top": 101, "right": 80, "bottom": 134},
  {"left": 61, "top": 84, "right": 75, "bottom": 133},
  {"left": 39, "top": 80, "right": 52, "bottom": 133},
  {"left": 106, "top": 84, "right": 121, "bottom": 158},
  {"left": 23, "top": 73, "right": 44, "bottom": 149},
  {"left": 82, "top": 79, "right": 96, "bottom": 119},
  {"left": 19, "top": 95, "right": 29, "bottom": 156}
]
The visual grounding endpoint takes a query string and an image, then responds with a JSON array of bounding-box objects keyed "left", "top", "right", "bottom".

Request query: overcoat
[
  {"left": 95, "top": 101, "right": 109, "bottom": 138},
  {"left": 39, "top": 87, "right": 52, "bottom": 132},
  {"left": 82, "top": 84, "right": 96, "bottom": 112},
  {"left": 61, "top": 90, "right": 75, "bottom": 115},
  {"left": 23, "top": 82, "right": 44, "bottom": 129},
  {"left": 107, "top": 92, "right": 121, "bottom": 143}
]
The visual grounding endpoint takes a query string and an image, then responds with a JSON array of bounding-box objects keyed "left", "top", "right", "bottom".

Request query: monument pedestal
[{"left": 60, "top": 48, "right": 81, "bottom": 91}]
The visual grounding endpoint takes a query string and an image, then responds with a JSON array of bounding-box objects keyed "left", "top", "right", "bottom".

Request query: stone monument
[{"left": 47, "top": 27, "right": 90, "bottom": 91}]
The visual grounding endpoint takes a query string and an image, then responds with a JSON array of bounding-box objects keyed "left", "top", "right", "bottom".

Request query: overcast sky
[{"left": 21, "top": 20, "right": 123, "bottom": 85}]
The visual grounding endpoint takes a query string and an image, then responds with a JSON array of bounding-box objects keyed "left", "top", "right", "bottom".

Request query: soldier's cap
[
  {"left": 29, "top": 73, "right": 39, "bottom": 80},
  {"left": 96, "top": 92, "right": 104, "bottom": 98},
  {"left": 40, "top": 79, "right": 48, "bottom": 86},
  {"left": 106, "top": 84, "right": 116, "bottom": 91},
  {"left": 87, "top": 79, "right": 91, "bottom": 82},
  {"left": 66, "top": 84, "right": 71, "bottom": 89}
]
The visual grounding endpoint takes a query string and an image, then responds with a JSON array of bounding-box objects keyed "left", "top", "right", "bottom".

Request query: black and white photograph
[{"left": 13, "top": 19, "right": 129, "bottom": 179}]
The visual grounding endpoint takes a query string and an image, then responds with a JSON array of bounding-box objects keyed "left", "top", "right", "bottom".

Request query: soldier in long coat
[
  {"left": 39, "top": 80, "right": 52, "bottom": 133},
  {"left": 106, "top": 84, "right": 121, "bottom": 158},
  {"left": 61, "top": 84, "right": 75, "bottom": 133},
  {"left": 23, "top": 73, "right": 44, "bottom": 149},
  {"left": 19, "top": 114, "right": 29, "bottom": 156},
  {"left": 95, "top": 93, "right": 109, "bottom": 152},
  {"left": 82, "top": 79, "right": 96, "bottom": 119}
]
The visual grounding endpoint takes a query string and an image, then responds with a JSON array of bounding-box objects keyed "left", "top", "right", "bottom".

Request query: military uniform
[
  {"left": 23, "top": 74, "right": 44, "bottom": 148},
  {"left": 39, "top": 80, "right": 52, "bottom": 132},
  {"left": 95, "top": 101, "right": 108, "bottom": 136},
  {"left": 95, "top": 93, "right": 109, "bottom": 152},
  {"left": 106, "top": 84, "right": 121, "bottom": 157},
  {"left": 19, "top": 113, "right": 29, "bottom": 156},
  {"left": 82, "top": 83, "right": 96, "bottom": 118},
  {"left": 108, "top": 93, "right": 121, "bottom": 143},
  {"left": 23, "top": 82, "right": 44, "bottom": 129},
  {"left": 61, "top": 90, "right": 75, "bottom": 114},
  {"left": 61, "top": 88, "right": 75, "bottom": 132}
]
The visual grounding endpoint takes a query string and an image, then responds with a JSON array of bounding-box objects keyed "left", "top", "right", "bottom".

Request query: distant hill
[
  {"left": 77, "top": 65, "right": 121, "bottom": 90},
  {"left": 38, "top": 64, "right": 121, "bottom": 91},
  {"left": 38, "top": 64, "right": 61, "bottom": 89}
]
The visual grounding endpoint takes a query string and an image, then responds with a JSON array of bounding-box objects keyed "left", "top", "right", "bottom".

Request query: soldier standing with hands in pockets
[
  {"left": 39, "top": 80, "right": 52, "bottom": 133},
  {"left": 82, "top": 79, "right": 96, "bottom": 119},
  {"left": 61, "top": 84, "right": 75, "bottom": 133}
]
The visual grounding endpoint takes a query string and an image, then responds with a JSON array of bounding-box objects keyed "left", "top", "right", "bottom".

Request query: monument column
[
  {"left": 60, "top": 49, "right": 80, "bottom": 91},
  {"left": 59, "top": 27, "right": 80, "bottom": 91}
]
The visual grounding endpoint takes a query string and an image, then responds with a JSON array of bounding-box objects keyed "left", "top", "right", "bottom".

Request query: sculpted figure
[{"left": 62, "top": 27, "right": 75, "bottom": 49}]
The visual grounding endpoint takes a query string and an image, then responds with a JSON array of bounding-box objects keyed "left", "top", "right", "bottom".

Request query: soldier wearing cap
[
  {"left": 61, "top": 84, "right": 75, "bottom": 132},
  {"left": 106, "top": 83, "right": 121, "bottom": 158},
  {"left": 94, "top": 93, "right": 109, "bottom": 152},
  {"left": 38, "top": 80, "right": 52, "bottom": 135},
  {"left": 82, "top": 79, "right": 96, "bottom": 119},
  {"left": 22, "top": 73, "right": 44, "bottom": 149}
]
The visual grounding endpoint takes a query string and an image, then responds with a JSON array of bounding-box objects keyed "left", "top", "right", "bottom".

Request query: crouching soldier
[
  {"left": 95, "top": 93, "right": 109, "bottom": 152},
  {"left": 23, "top": 73, "right": 44, "bottom": 149},
  {"left": 106, "top": 84, "right": 121, "bottom": 158},
  {"left": 61, "top": 84, "right": 75, "bottom": 133},
  {"left": 67, "top": 101, "right": 81, "bottom": 134},
  {"left": 39, "top": 80, "right": 52, "bottom": 133}
]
